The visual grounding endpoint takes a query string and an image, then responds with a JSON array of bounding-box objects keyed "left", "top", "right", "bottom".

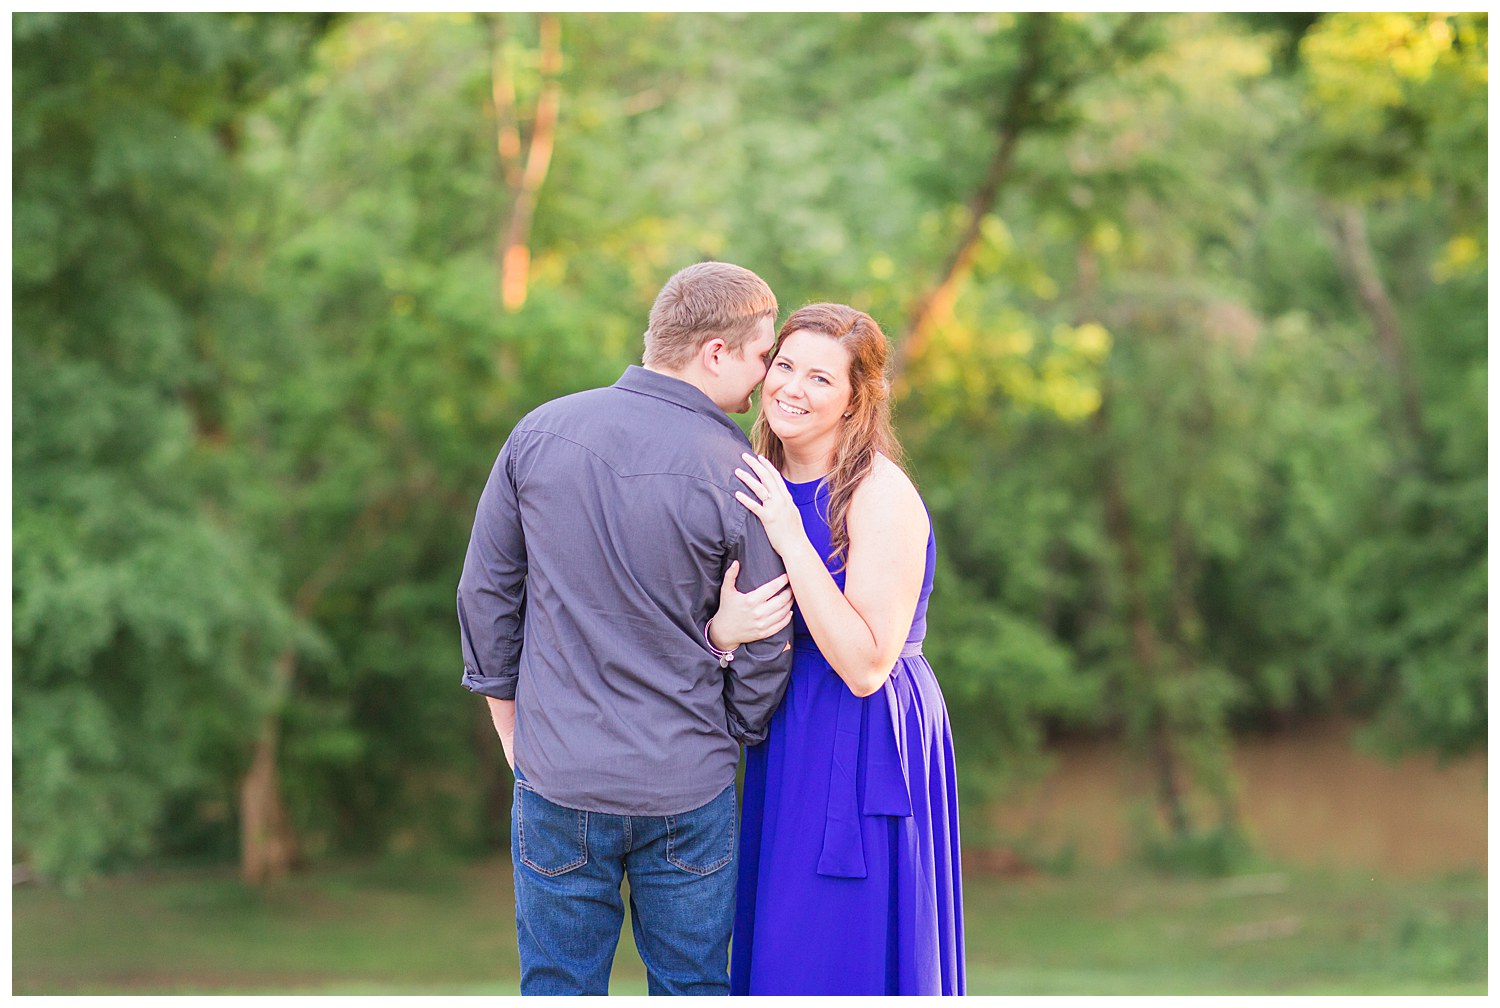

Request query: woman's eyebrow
[{"left": 778, "top": 354, "right": 836, "bottom": 378}]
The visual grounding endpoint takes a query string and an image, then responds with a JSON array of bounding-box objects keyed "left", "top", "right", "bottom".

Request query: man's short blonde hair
[{"left": 643, "top": 262, "right": 778, "bottom": 370}]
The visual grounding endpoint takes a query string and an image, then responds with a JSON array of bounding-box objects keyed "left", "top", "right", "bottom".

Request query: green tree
[
  {"left": 1292, "top": 13, "right": 1487, "bottom": 757},
  {"left": 12, "top": 12, "right": 318, "bottom": 882}
]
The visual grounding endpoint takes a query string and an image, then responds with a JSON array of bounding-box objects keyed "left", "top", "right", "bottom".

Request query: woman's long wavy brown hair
[{"left": 751, "top": 303, "right": 907, "bottom": 571}]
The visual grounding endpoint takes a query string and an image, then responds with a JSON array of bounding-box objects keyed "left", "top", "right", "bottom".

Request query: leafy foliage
[
  {"left": 12, "top": 12, "right": 1486, "bottom": 879},
  {"left": 12, "top": 12, "right": 311, "bottom": 879}
]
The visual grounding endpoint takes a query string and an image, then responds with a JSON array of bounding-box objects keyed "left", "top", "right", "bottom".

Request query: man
[{"left": 457, "top": 261, "right": 794, "bottom": 995}]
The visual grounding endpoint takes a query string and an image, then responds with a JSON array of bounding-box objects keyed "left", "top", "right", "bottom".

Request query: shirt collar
[{"left": 613, "top": 365, "right": 750, "bottom": 442}]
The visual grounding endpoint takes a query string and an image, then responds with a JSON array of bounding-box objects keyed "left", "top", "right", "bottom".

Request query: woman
[{"left": 707, "top": 303, "right": 966, "bottom": 995}]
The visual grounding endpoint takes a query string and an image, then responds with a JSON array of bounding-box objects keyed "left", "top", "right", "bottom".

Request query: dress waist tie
[{"left": 816, "top": 640, "right": 923, "bottom": 879}]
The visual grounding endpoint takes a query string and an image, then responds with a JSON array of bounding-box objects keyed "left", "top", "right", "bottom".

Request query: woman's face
[{"left": 761, "top": 329, "right": 854, "bottom": 452}]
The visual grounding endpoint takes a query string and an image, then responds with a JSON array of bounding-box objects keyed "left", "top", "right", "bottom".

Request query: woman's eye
[{"left": 775, "top": 361, "right": 791, "bottom": 370}]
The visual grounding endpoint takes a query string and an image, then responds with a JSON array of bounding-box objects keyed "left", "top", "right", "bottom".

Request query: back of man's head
[{"left": 643, "top": 262, "right": 778, "bottom": 371}]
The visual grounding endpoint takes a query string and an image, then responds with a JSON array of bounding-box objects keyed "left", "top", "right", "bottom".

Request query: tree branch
[
  {"left": 894, "top": 12, "right": 1052, "bottom": 384},
  {"left": 894, "top": 13, "right": 1151, "bottom": 385}
]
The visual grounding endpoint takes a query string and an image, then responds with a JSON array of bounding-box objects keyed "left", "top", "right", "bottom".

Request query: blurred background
[{"left": 11, "top": 11, "right": 1487, "bottom": 995}]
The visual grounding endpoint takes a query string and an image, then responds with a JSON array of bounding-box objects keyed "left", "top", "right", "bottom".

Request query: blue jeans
[{"left": 510, "top": 779, "right": 738, "bottom": 995}]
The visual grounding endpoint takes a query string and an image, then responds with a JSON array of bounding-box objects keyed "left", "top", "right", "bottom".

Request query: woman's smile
[{"left": 761, "top": 329, "right": 853, "bottom": 453}]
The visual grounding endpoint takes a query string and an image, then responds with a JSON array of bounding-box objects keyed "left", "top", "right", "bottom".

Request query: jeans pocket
[
  {"left": 664, "top": 785, "right": 736, "bottom": 876},
  {"left": 516, "top": 782, "right": 589, "bottom": 877}
]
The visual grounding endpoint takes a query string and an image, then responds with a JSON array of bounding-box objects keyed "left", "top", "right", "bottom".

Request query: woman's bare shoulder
[{"left": 850, "top": 454, "right": 928, "bottom": 537}]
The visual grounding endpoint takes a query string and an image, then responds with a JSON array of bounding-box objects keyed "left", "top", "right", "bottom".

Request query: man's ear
[{"left": 699, "top": 337, "right": 728, "bottom": 376}]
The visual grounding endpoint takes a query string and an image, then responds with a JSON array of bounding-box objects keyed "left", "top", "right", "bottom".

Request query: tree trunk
[
  {"left": 235, "top": 483, "right": 428, "bottom": 885},
  {"left": 240, "top": 650, "right": 301, "bottom": 884},
  {"left": 489, "top": 13, "right": 562, "bottom": 313},
  {"left": 1076, "top": 241, "right": 1192, "bottom": 836},
  {"left": 1326, "top": 201, "right": 1425, "bottom": 444},
  {"left": 1093, "top": 393, "right": 1192, "bottom": 840}
]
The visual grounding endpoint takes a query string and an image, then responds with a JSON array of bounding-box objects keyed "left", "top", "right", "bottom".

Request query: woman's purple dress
[{"left": 730, "top": 474, "right": 966, "bottom": 995}]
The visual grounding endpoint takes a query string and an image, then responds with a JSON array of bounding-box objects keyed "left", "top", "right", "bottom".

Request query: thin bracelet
[{"left": 704, "top": 618, "right": 736, "bottom": 668}]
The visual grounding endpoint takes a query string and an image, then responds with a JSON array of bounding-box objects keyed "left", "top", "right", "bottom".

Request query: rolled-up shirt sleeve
[
  {"left": 722, "top": 512, "right": 794, "bottom": 745},
  {"left": 458, "top": 435, "right": 527, "bottom": 700}
]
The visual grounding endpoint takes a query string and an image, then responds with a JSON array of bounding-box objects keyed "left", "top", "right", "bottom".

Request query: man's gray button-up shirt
[{"left": 458, "top": 366, "right": 793, "bottom": 816}]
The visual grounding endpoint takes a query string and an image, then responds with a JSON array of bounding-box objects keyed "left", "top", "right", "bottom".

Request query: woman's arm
[
  {"left": 706, "top": 561, "right": 793, "bottom": 652},
  {"left": 736, "top": 453, "right": 928, "bottom": 697}
]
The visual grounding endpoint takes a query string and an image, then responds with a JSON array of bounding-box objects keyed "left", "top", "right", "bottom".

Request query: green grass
[{"left": 11, "top": 857, "right": 1486, "bottom": 995}]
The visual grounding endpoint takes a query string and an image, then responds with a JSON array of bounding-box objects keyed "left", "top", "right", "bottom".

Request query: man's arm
[
  {"left": 486, "top": 697, "right": 517, "bottom": 770},
  {"left": 722, "top": 514, "right": 794, "bottom": 745},
  {"left": 458, "top": 436, "right": 528, "bottom": 748}
]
